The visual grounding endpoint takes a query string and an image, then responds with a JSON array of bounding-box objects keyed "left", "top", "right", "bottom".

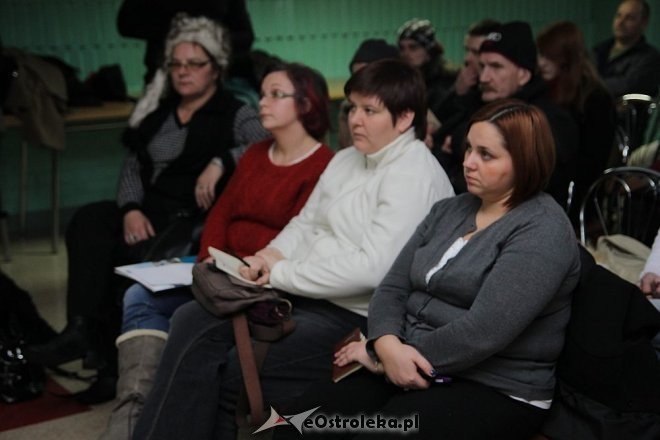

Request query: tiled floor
[{"left": 0, "top": 234, "right": 113, "bottom": 439}]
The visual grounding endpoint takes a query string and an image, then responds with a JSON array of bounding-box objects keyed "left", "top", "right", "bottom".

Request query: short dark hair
[
  {"left": 467, "top": 19, "right": 501, "bottom": 37},
  {"left": 467, "top": 99, "right": 556, "bottom": 208},
  {"left": 344, "top": 59, "right": 427, "bottom": 140},
  {"left": 263, "top": 62, "right": 330, "bottom": 140},
  {"left": 621, "top": 0, "right": 650, "bottom": 20}
]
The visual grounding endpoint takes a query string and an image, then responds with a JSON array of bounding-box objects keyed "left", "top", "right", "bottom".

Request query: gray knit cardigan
[{"left": 368, "top": 192, "right": 581, "bottom": 402}]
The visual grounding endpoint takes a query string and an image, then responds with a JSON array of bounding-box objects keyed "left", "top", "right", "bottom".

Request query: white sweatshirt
[{"left": 268, "top": 129, "right": 454, "bottom": 316}]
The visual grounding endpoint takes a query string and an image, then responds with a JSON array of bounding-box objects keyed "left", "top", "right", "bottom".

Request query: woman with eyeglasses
[
  {"left": 133, "top": 59, "right": 454, "bottom": 439},
  {"left": 98, "top": 61, "right": 334, "bottom": 440},
  {"left": 24, "top": 14, "right": 267, "bottom": 404}
]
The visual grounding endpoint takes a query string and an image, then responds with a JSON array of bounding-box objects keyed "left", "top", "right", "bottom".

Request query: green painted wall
[
  {"left": 3, "top": 0, "right": 658, "bottom": 95},
  {"left": 1, "top": 0, "right": 658, "bottom": 230}
]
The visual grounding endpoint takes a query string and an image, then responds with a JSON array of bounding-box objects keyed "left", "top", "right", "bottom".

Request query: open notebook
[{"left": 208, "top": 246, "right": 273, "bottom": 288}]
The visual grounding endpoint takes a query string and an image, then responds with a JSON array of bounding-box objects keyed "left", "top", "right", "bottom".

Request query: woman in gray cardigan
[{"left": 273, "top": 99, "right": 581, "bottom": 440}]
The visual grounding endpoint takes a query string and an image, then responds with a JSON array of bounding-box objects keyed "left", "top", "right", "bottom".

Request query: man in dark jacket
[
  {"left": 432, "top": 18, "right": 500, "bottom": 123},
  {"left": 433, "top": 21, "right": 579, "bottom": 207},
  {"left": 593, "top": 0, "right": 660, "bottom": 98}
]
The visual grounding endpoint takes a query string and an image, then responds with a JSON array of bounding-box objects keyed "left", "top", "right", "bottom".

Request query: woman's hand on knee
[
  {"left": 123, "top": 210, "right": 156, "bottom": 245},
  {"left": 333, "top": 340, "right": 381, "bottom": 373},
  {"left": 195, "top": 162, "right": 223, "bottom": 210}
]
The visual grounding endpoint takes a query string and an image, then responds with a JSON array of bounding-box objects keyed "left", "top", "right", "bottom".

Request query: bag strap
[
  {"left": 249, "top": 319, "right": 296, "bottom": 342},
  {"left": 232, "top": 313, "right": 265, "bottom": 427}
]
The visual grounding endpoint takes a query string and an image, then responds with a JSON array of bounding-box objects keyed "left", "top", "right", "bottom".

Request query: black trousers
[
  {"left": 133, "top": 298, "right": 367, "bottom": 440},
  {"left": 65, "top": 201, "right": 161, "bottom": 321},
  {"left": 64, "top": 201, "right": 165, "bottom": 364},
  {"left": 0, "top": 271, "right": 56, "bottom": 344},
  {"left": 272, "top": 371, "right": 547, "bottom": 440}
]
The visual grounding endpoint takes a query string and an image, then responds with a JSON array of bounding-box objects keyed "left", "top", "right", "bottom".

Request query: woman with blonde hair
[{"left": 25, "top": 13, "right": 267, "bottom": 404}]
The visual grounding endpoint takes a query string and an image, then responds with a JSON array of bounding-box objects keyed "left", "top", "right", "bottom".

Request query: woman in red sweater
[{"left": 99, "top": 62, "right": 334, "bottom": 440}]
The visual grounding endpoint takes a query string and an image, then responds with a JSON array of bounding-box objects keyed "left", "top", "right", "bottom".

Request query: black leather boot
[
  {"left": 73, "top": 365, "right": 117, "bottom": 405},
  {"left": 23, "top": 316, "right": 89, "bottom": 367}
]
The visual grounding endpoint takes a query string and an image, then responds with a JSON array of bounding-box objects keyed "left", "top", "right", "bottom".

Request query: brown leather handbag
[{"left": 191, "top": 262, "right": 295, "bottom": 426}]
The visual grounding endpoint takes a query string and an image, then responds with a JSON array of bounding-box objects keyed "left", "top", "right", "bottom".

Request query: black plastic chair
[{"left": 579, "top": 166, "right": 660, "bottom": 247}]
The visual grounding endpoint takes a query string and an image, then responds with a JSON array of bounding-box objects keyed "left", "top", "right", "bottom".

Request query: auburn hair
[{"left": 468, "top": 99, "right": 556, "bottom": 208}]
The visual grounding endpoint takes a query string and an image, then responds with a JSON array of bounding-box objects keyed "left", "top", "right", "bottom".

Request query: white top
[
  {"left": 268, "top": 129, "right": 454, "bottom": 316},
  {"left": 641, "top": 227, "right": 660, "bottom": 278},
  {"left": 425, "top": 237, "right": 468, "bottom": 284}
]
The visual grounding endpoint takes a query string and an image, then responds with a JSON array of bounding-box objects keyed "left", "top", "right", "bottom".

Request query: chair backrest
[
  {"left": 579, "top": 166, "right": 660, "bottom": 247},
  {"left": 615, "top": 94, "right": 658, "bottom": 164}
]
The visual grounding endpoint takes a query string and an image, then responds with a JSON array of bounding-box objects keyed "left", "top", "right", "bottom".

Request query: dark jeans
[
  {"left": 133, "top": 297, "right": 367, "bottom": 440},
  {"left": 273, "top": 371, "right": 548, "bottom": 440}
]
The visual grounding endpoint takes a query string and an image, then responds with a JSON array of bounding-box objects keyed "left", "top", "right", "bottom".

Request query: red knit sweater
[{"left": 198, "top": 139, "right": 333, "bottom": 260}]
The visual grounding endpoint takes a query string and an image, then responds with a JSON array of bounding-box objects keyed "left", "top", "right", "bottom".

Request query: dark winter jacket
[
  {"left": 593, "top": 36, "right": 660, "bottom": 98},
  {"left": 121, "top": 88, "right": 242, "bottom": 219}
]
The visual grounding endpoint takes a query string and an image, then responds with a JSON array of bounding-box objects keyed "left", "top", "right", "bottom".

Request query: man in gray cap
[{"left": 433, "top": 21, "right": 579, "bottom": 207}]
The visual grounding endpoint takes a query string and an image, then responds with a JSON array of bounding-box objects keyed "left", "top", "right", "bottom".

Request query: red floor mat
[{"left": 0, "top": 376, "right": 91, "bottom": 432}]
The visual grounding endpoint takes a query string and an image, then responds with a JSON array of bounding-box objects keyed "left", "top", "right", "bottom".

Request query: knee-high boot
[{"left": 98, "top": 329, "right": 167, "bottom": 440}]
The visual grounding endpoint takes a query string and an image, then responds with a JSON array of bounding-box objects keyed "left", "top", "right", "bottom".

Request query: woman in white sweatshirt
[{"left": 133, "top": 59, "right": 454, "bottom": 440}]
